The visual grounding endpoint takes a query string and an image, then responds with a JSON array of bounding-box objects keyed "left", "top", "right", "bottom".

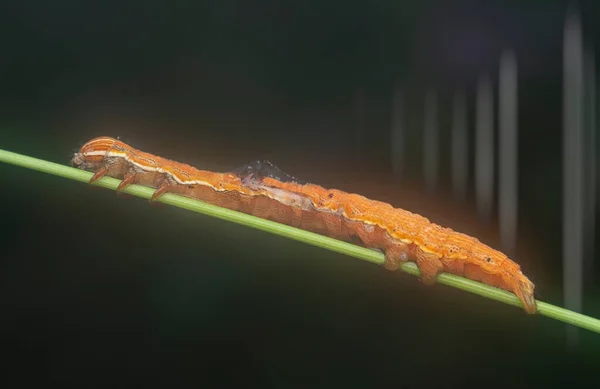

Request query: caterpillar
[{"left": 71, "top": 136, "right": 537, "bottom": 314}]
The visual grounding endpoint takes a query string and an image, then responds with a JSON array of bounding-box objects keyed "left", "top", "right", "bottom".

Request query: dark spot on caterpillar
[
  {"left": 486, "top": 257, "right": 492, "bottom": 263},
  {"left": 328, "top": 193, "right": 334, "bottom": 198},
  {"left": 188, "top": 185, "right": 194, "bottom": 189}
]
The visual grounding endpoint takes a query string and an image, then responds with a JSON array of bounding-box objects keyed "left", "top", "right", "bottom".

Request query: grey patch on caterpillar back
[
  {"left": 241, "top": 173, "right": 313, "bottom": 211},
  {"left": 231, "top": 159, "right": 307, "bottom": 185}
]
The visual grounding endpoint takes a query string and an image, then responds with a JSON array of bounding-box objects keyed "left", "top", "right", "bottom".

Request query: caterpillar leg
[
  {"left": 116, "top": 169, "right": 137, "bottom": 191},
  {"left": 89, "top": 167, "right": 109, "bottom": 184},
  {"left": 414, "top": 248, "right": 444, "bottom": 285},
  {"left": 150, "top": 181, "right": 173, "bottom": 202},
  {"left": 86, "top": 143, "right": 130, "bottom": 185},
  {"left": 383, "top": 244, "right": 410, "bottom": 271},
  {"left": 112, "top": 169, "right": 138, "bottom": 199}
]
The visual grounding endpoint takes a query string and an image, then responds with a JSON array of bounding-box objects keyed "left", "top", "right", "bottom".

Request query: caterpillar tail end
[{"left": 515, "top": 276, "right": 538, "bottom": 314}]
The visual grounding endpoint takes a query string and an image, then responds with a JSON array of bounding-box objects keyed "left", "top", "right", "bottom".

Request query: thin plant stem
[{"left": 1, "top": 148, "right": 600, "bottom": 334}]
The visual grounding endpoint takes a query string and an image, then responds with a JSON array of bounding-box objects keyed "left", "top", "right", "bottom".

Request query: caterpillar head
[{"left": 70, "top": 136, "right": 118, "bottom": 170}]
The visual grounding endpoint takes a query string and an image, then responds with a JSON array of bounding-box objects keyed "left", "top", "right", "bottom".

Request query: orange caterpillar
[{"left": 71, "top": 136, "right": 537, "bottom": 314}]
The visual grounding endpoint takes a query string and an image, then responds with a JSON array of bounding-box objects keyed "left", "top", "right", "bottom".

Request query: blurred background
[{"left": 1, "top": 0, "right": 599, "bottom": 386}]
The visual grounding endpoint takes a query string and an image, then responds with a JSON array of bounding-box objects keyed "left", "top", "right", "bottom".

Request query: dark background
[{"left": 1, "top": 0, "right": 599, "bottom": 387}]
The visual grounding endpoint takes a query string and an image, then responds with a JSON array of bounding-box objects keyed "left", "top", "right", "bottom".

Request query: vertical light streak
[
  {"left": 452, "top": 88, "right": 469, "bottom": 202},
  {"left": 390, "top": 85, "right": 405, "bottom": 179},
  {"left": 563, "top": 11, "right": 584, "bottom": 344},
  {"left": 423, "top": 89, "right": 439, "bottom": 193},
  {"left": 354, "top": 88, "right": 365, "bottom": 169},
  {"left": 499, "top": 50, "right": 519, "bottom": 255},
  {"left": 584, "top": 48, "right": 596, "bottom": 286},
  {"left": 475, "top": 74, "right": 495, "bottom": 221}
]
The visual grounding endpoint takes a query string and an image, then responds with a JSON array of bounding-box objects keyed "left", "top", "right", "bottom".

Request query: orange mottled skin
[
  {"left": 261, "top": 178, "right": 536, "bottom": 313},
  {"left": 71, "top": 136, "right": 537, "bottom": 314}
]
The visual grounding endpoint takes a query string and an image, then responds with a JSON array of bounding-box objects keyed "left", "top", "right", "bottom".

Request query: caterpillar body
[{"left": 71, "top": 136, "right": 537, "bottom": 314}]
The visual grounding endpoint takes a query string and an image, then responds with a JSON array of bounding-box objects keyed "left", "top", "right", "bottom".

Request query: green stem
[{"left": 2, "top": 148, "right": 600, "bottom": 334}]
